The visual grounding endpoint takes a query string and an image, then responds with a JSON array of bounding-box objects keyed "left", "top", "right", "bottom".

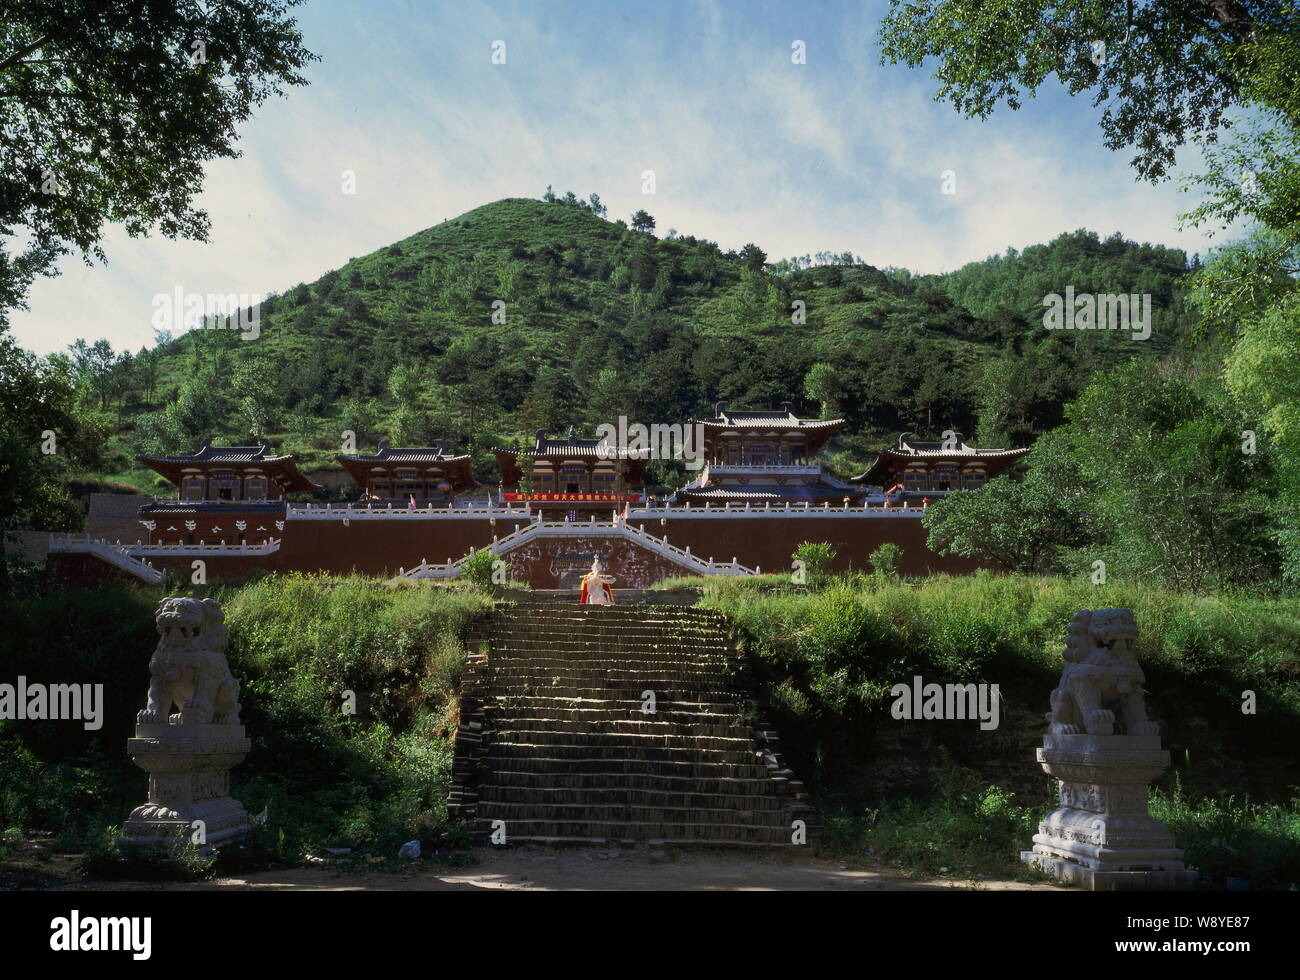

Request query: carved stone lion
[
  {"left": 1047, "top": 608, "right": 1158, "bottom": 737},
  {"left": 137, "top": 597, "right": 241, "bottom": 726}
]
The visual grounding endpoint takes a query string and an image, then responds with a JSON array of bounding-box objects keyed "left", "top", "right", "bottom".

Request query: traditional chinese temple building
[
  {"left": 493, "top": 428, "right": 648, "bottom": 513},
  {"left": 337, "top": 440, "right": 478, "bottom": 507},
  {"left": 670, "top": 402, "right": 868, "bottom": 505},
  {"left": 853, "top": 433, "right": 1028, "bottom": 502},
  {"left": 53, "top": 415, "right": 1033, "bottom": 589},
  {"left": 136, "top": 438, "right": 321, "bottom": 545}
]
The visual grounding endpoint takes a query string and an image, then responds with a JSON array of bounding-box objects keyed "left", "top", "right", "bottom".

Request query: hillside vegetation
[{"left": 58, "top": 194, "right": 1197, "bottom": 495}]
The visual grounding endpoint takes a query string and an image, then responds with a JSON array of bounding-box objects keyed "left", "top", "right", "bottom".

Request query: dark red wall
[{"left": 51, "top": 512, "right": 983, "bottom": 588}]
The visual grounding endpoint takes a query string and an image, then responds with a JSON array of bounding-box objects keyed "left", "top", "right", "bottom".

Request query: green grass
[{"left": 0, "top": 575, "right": 493, "bottom": 873}]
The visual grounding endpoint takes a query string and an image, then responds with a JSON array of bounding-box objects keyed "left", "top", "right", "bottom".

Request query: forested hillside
[{"left": 61, "top": 194, "right": 1198, "bottom": 495}]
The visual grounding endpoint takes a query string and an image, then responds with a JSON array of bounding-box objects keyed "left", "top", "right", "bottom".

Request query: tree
[
  {"left": 1061, "top": 362, "right": 1277, "bottom": 590},
  {"left": 630, "top": 210, "right": 656, "bottom": 235},
  {"left": 878, "top": 1, "right": 1272, "bottom": 181},
  {"left": 868, "top": 542, "right": 902, "bottom": 578},
  {"left": 923, "top": 428, "right": 1092, "bottom": 573},
  {"left": 232, "top": 355, "right": 282, "bottom": 437},
  {"left": 738, "top": 243, "right": 767, "bottom": 273},
  {"left": 0, "top": 334, "right": 106, "bottom": 580},
  {"left": 804, "top": 362, "right": 843, "bottom": 418},
  {"left": 0, "top": 0, "right": 317, "bottom": 324}
]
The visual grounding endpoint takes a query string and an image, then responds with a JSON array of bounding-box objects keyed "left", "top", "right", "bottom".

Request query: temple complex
[
  {"left": 51, "top": 406, "right": 1031, "bottom": 588},
  {"left": 853, "top": 433, "right": 1029, "bottom": 504},
  {"left": 670, "top": 402, "right": 868, "bottom": 505},
  {"left": 136, "top": 438, "right": 321, "bottom": 545},
  {"left": 493, "top": 428, "right": 649, "bottom": 513},
  {"left": 338, "top": 440, "right": 478, "bottom": 507}
]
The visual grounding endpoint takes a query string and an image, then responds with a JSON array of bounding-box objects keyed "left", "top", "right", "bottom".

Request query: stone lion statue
[
  {"left": 1046, "top": 608, "right": 1158, "bottom": 737},
  {"left": 137, "top": 597, "right": 241, "bottom": 726}
]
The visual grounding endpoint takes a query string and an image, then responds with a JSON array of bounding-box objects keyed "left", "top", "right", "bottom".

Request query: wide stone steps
[
  {"left": 450, "top": 605, "right": 815, "bottom": 848},
  {"left": 488, "top": 728, "right": 753, "bottom": 749},
  {"left": 483, "top": 772, "right": 780, "bottom": 793},
  {"left": 485, "top": 696, "right": 750, "bottom": 714},
  {"left": 483, "top": 757, "right": 773, "bottom": 779},
  {"left": 486, "top": 667, "right": 738, "bottom": 683},
  {"left": 477, "top": 801, "right": 790, "bottom": 825},
  {"left": 478, "top": 785, "right": 788, "bottom": 809},
  {"left": 486, "top": 712, "right": 754, "bottom": 733},
  {"left": 486, "top": 743, "right": 758, "bottom": 764},
  {"left": 485, "top": 714, "right": 748, "bottom": 734}
]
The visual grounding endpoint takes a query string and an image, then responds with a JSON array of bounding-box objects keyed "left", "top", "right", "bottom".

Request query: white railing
[
  {"left": 287, "top": 500, "right": 928, "bottom": 521},
  {"left": 131, "top": 538, "right": 282, "bottom": 556},
  {"left": 399, "top": 515, "right": 758, "bottom": 580},
  {"left": 702, "top": 463, "right": 824, "bottom": 479},
  {"left": 48, "top": 534, "right": 165, "bottom": 584},
  {"left": 288, "top": 502, "right": 513, "bottom": 520},
  {"left": 630, "top": 502, "right": 928, "bottom": 518}
]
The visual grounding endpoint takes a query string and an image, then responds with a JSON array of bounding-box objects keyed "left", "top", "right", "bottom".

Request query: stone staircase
[{"left": 449, "top": 605, "right": 815, "bottom": 847}]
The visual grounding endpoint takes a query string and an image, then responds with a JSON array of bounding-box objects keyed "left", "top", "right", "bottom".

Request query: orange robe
[{"left": 579, "top": 572, "right": 615, "bottom": 604}]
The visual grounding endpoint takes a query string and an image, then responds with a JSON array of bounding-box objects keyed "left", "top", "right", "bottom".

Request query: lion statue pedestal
[
  {"left": 1020, "top": 609, "right": 1195, "bottom": 890},
  {"left": 120, "top": 597, "right": 251, "bottom": 854}
]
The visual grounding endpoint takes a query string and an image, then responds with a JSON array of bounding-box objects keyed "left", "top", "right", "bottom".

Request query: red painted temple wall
[{"left": 52, "top": 513, "right": 986, "bottom": 588}]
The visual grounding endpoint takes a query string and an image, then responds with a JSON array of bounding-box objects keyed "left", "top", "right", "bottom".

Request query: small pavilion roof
[
  {"left": 137, "top": 438, "right": 322, "bottom": 492},
  {"left": 693, "top": 401, "right": 844, "bottom": 432},
  {"left": 852, "top": 434, "right": 1029, "bottom": 485},
  {"left": 337, "top": 440, "right": 479, "bottom": 489},
  {"left": 492, "top": 429, "right": 649, "bottom": 486}
]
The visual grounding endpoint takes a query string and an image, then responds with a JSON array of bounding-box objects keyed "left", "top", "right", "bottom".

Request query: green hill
[{"left": 71, "top": 195, "right": 1199, "bottom": 495}]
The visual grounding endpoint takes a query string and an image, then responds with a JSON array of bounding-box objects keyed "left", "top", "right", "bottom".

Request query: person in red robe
[{"left": 579, "top": 557, "right": 615, "bottom": 604}]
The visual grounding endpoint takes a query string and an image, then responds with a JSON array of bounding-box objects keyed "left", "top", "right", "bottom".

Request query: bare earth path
[{"left": 26, "top": 846, "right": 1063, "bottom": 891}]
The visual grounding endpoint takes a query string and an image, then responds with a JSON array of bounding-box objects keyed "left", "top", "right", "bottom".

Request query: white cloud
[{"left": 8, "top": 0, "right": 1226, "bottom": 355}]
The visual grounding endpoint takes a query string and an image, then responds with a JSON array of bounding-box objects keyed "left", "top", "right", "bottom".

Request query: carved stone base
[
  {"left": 120, "top": 723, "right": 252, "bottom": 854},
  {"left": 1020, "top": 734, "right": 1195, "bottom": 891}
]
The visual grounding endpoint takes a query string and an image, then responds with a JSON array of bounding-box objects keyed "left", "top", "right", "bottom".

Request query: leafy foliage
[{"left": 0, "top": 0, "right": 317, "bottom": 324}]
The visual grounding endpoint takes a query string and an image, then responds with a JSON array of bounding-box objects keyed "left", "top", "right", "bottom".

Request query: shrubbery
[{"left": 0, "top": 575, "right": 493, "bottom": 872}]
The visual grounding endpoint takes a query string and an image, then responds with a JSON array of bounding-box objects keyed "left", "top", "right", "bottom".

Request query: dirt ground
[{"left": 6, "top": 843, "right": 1064, "bottom": 891}]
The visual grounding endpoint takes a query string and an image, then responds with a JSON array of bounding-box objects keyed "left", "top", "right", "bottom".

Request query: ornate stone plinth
[
  {"left": 1021, "top": 734, "right": 1194, "bottom": 890},
  {"left": 1021, "top": 608, "right": 1195, "bottom": 890},
  {"left": 121, "top": 723, "right": 251, "bottom": 852},
  {"left": 120, "top": 596, "right": 251, "bottom": 854}
]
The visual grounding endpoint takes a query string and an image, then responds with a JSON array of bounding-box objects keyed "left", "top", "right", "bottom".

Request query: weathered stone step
[
  {"left": 487, "top": 743, "right": 758, "bottom": 765},
  {"left": 484, "top": 756, "right": 772, "bottom": 779},
  {"left": 488, "top": 666, "right": 733, "bottom": 681},
  {"left": 474, "top": 835, "right": 800, "bottom": 849},
  {"left": 485, "top": 705, "right": 749, "bottom": 724},
  {"left": 482, "top": 715, "right": 749, "bottom": 738},
  {"left": 477, "top": 801, "right": 791, "bottom": 826},
  {"left": 478, "top": 785, "right": 789, "bottom": 810},
  {"left": 471, "top": 818, "right": 795, "bottom": 843},
  {"left": 486, "top": 695, "right": 752, "bottom": 712},
  {"left": 486, "top": 686, "right": 749, "bottom": 704},
  {"left": 485, "top": 771, "right": 779, "bottom": 794},
  {"left": 487, "top": 655, "right": 730, "bottom": 670},
  {"left": 489, "top": 728, "right": 754, "bottom": 750}
]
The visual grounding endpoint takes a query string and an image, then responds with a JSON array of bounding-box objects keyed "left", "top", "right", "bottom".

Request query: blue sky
[{"left": 11, "top": 0, "right": 1229, "bottom": 355}]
